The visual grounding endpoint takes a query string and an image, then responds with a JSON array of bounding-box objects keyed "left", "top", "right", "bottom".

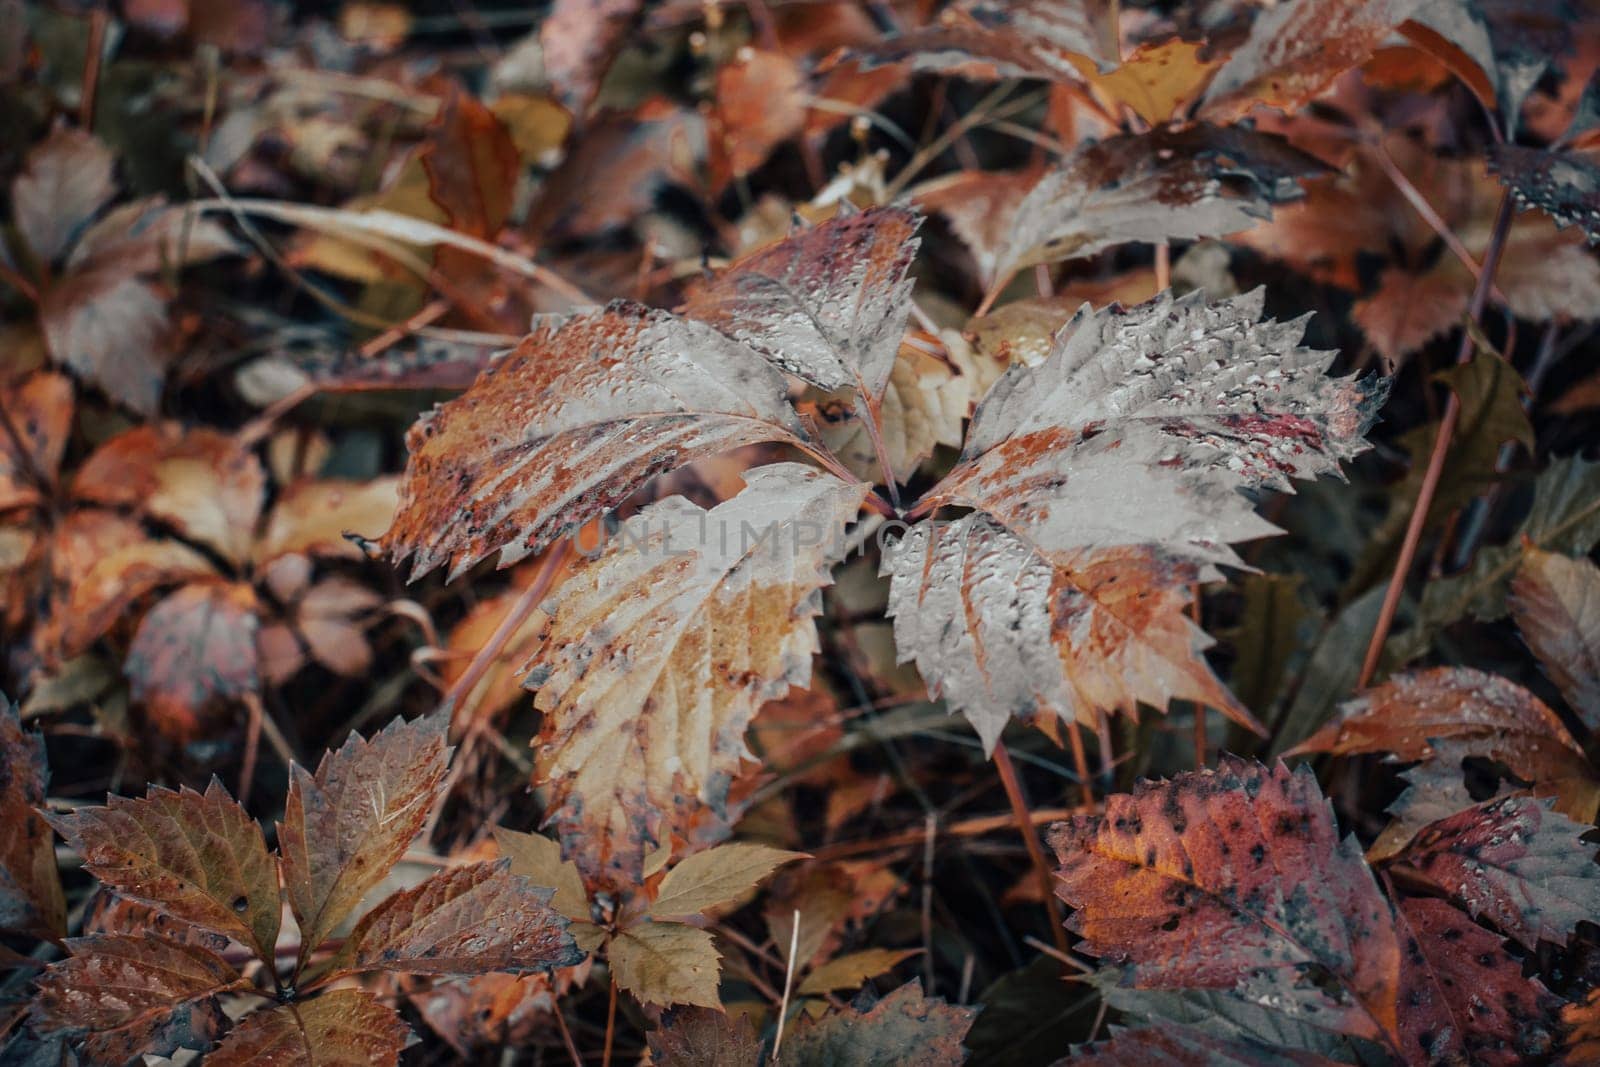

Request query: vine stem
[
  {"left": 993, "top": 740, "right": 1071, "bottom": 958},
  {"left": 602, "top": 972, "right": 617, "bottom": 1067},
  {"left": 1357, "top": 189, "right": 1516, "bottom": 689}
]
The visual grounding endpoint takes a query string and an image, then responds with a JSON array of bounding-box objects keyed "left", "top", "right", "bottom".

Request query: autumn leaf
[
  {"left": 1393, "top": 896, "right": 1563, "bottom": 1064},
  {"left": 1073, "top": 38, "right": 1222, "bottom": 126},
  {"left": 679, "top": 207, "right": 920, "bottom": 398},
  {"left": 1565, "top": 989, "right": 1600, "bottom": 1065},
  {"left": 1050, "top": 759, "right": 1404, "bottom": 1054},
  {"left": 10, "top": 126, "right": 117, "bottom": 266},
  {"left": 538, "top": 0, "right": 640, "bottom": 116},
  {"left": 814, "top": 343, "right": 969, "bottom": 481},
  {"left": 785, "top": 980, "right": 976, "bottom": 1066},
  {"left": 610, "top": 921, "right": 722, "bottom": 1009},
  {"left": 253, "top": 477, "right": 399, "bottom": 563},
  {"left": 206, "top": 988, "right": 409, "bottom": 1066},
  {"left": 31, "top": 934, "right": 245, "bottom": 1064},
  {"left": 913, "top": 169, "right": 1039, "bottom": 289},
  {"left": 0, "top": 373, "right": 72, "bottom": 515},
  {"left": 852, "top": 0, "right": 1120, "bottom": 81},
  {"left": 709, "top": 49, "right": 807, "bottom": 195},
  {"left": 992, "top": 126, "right": 1326, "bottom": 279},
  {"left": 647, "top": 1007, "right": 763, "bottom": 1066},
  {"left": 278, "top": 713, "right": 451, "bottom": 966},
  {"left": 1068, "top": 1025, "right": 1340, "bottom": 1065},
  {"left": 1388, "top": 794, "right": 1600, "bottom": 951},
  {"left": 1489, "top": 144, "right": 1600, "bottom": 244},
  {"left": 381, "top": 301, "right": 807, "bottom": 581},
  {"left": 44, "top": 779, "right": 280, "bottom": 964},
  {"left": 649, "top": 843, "right": 806, "bottom": 919},
  {"left": 0, "top": 698, "right": 64, "bottom": 940},
  {"left": 527, "top": 464, "right": 865, "bottom": 888},
  {"left": 799, "top": 948, "right": 922, "bottom": 996},
  {"left": 125, "top": 581, "right": 262, "bottom": 742},
  {"left": 1202, "top": 0, "right": 1431, "bottom": 120},
  {"left": 316, "top": 861, "right": 581, "bottom": 980},
  {"left": 1352, "top": 266, "right": 1470, "bottom": 371},
  {"left": 1510, "top": 548, "right": 1600, "bottom": 727},
  {"left": 888, "top": 289, "right": 1381, "bottom": 749},
  {"left": 492, "top": 827, "right": 590, "bottom": 923}
]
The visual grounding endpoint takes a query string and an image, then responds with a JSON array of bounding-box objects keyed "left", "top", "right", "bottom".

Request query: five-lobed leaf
[{"left": 278, "top": 713, "right": 450, "bottom": 967}]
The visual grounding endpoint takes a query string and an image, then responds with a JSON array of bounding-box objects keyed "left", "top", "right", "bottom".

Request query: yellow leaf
[
  {"left": 495, "top": 827, "right": 591, "bottom": 924},
  {"left": 799, "top": 948, "right": 922, "bottom": 995},
  {"left": 1072, "top": 39, "right": 1220, "bottom": 126},
  {"left": 611, "top": 922, "right": 722, "bottom": 1009},
  {"left": 651, "top": 843, "right": 807, "bottom": 920}
]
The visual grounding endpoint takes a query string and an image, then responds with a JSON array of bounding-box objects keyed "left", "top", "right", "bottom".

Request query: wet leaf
[
  {"left": 1510, "top": 548, "right": 1600, "bottom": 726},
  {"left": 1068, "top": 1025, "right": 1340, "bottom": 1065},
  {"left": 852, "top": 0, "right": 1120, "bottom": 80},
  {"left": 1489, "top": 144, "right": 1600, "bottom": 243},
  {"left": 205, "top": 988, "right": 409, "bottom": 1066}
]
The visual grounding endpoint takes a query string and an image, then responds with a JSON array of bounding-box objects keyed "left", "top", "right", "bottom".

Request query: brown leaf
[
  {"left": 539, "top": 0, "right": 642, "bottom": 115},
  {"left": 680, "top": 207, "right": 920, "bottom": 397},
  {"left": 205, "top": 988, "right": 409, "bottom": 1066},
  {"left": 493, "top": 827, "right": 590, "bottom": 923},
  {"left": 647, "top": 1007, "right": 763, "bottom": 1066},
  {"left": 1202, "top": 0, "right": 1430, "bottom": 120},
  {"left": 1510, "top": 548, "right": 1600, "bottom": 727},
  {"left": 610, "top": 921, "right": 722, "bottom": 1009},
  {"left": 408, "top": 971, "right": 568, "bottom": 1056},
  {"left": 32, "top": 934, "right": 244, "bottom": 1064},
  {"left": 1049, "top": 759, "right": 1404, "bottom": 1052},
  {"left": 785, "top": 980, "right": 976, "bottom": 1066},
  {"left": 278, "top": 713, "right": 450, "bottom": 967},
  {"left": 11, "top": 127, "right": 116, "bottom": 266},
  {"left": 294, "top": 577, "right": 382, "bottom": 679},
  {"left": 45, "top": 779, "right": 280, "bottom": 964},
  {"left": 1352, "top": 266, "right": 1470, "bottom": 371},
  {"left": 649, "top": 843, "right": 805, "bottom": 919},
  {"left": 851, "top": 0, "right": 1120, "bottom": 81},
  {"left": 58, "top": 539, "right": 216, "bottom": 656},
  {"left": 1391, "top": 794, "right": 1600, "bottom": 951},
  {"left": 1564, "top": 989, "right": 1600, "bottom": 1065},
  {"left": 709, "top": 49, "right": 807, "bottom": 195},
  {"left": 0, "top": 373, "right": 72, "bottom": 515},
  {"left": 913, "top": 169, "right": 1038, "bottom": 289},
  {"left": 125, "top": 581, "right": 261, "bottom": 742},
  {"left": 382, "top": 301, "right": 805, "bottom": 581},
  {"left": 318, "top": 861, "right": 580, "bottom": 980},
  {"left": 254, "top": 478, "right": 399, "bottom": 564},
  {"left": 420, "top": 90, "right": 520, "bottom": 240},
  {"left": 527, "top": 465, "right": 865, "bottom": 889},
  {"left": 1489, "top": 144, "right": 1600, "bottom": 244},
  {"left": 993, "top": 126, "right": 1326, "bottom": 278},
  {"left": 0, "top": 698, "right": 64, "bottom": 939},
  {"left": 1075, "top": 38, "right": 1222, "bottom": 126},
  {"left": 1394, "top": 897, "right": 1563, "bottom": 1065},
  {"left": 39, "top": 270, "right": 172, "bottom": 417}
]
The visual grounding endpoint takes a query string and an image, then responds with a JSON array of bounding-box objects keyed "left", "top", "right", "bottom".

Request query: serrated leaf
[
  {"left": 647, "top": 1007, "right": 763, "bottom": 1066},
  {"left": 1202, "top": 0, "right": 1430, "bottom": 120},
  {"left": 527, "top": 464, "right": 865, "bottom": 888},
  {"left": 0, "top": 698, "right": 63, "bottom": 940},
  {"left": 1510, "top": 549, "right": 1600, "bottom": 727},
  {"left": 319, "top": 861, "right": 580, "bottom": 980},
  {"left": 1049, "top": 759, "right": 1404, "bottom": 1054},
  {"left": 849, "top": 0, "right": 1120, "bottom": 80},
  {"left": 680, "top": 207, "right": 919, "bottom": 398},
  {"left": 814, "top": 343, "right": 969, "bottom": 482},
  {"left": 1489, "top": 144, "right": 1600, "bottom": 244},
  {"left": 31, "top": 934, "right": 244, "bottom": 1064},
  {"left": 610, "top": 921, "right": 722, "bottom": 1009},
  {"left": 278, "top": 713, "right": 450, "bottom": 968},
  {"left": 994, "top": 126, "right": 1325, "bottom": 278},
  {"left": 785, "top": 980, "right": 976, "bottom": 1066},
  {"left": 381, "top": 301, "right": 806, "bottom": 581},
  {"left": 650, "top": 843, "right": 806, "bottom": 919},
  {"left": 1391, "top": 794, "right": 1600, "bottom": 951},
  {"left": 798, "top": 948, "right": 921, "bottom": 996},
  {"left": 493, "top": 827, "right": 589, "bottom": 923},
  {"left": 1394, "top": 897, "right": 1563, "bottom": 1065},
  {"left": 11, "top": 126, "right": 116, "bottom": 265},
  {"left": 205, "top": 988, "right": 409, "bottom": 1066},
  {"left": 45, "top": 779, "right": 279, "bottom": 964},
  {"left": 1068, "top": 1024, "right": 1339, "bottom": 1065},
  {"left": 889, "top": 290, "right": 1381, "bottom": 750},
  {"left": 126, "top": 581, "right": 262, "bottom": 742},
  {"left": 1352, "top": 266, "right": 1469, "bottom": 371}
]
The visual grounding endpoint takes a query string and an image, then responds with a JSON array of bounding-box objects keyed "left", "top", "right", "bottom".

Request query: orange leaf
[{"left": 125, "top": 581, "right": 261, "bottom": 742}]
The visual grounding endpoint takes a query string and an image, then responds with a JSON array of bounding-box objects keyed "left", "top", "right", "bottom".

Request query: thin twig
[
  {"left": 1065, "top": 722, "right": 1095, "bottom": 807},
  {"left": 993, "top": 740, "right": 1071, "bottom": 958},
  {"left": 550, "top": 1006, "right": 584, "bottom": 1067},
  {"left": 771, "top": 911, "right": 802, "bottom": 1064},
  {"left": 1358, "top": 190, "right": 1516, "bottom": 688},
  {"left": 602, "top": 972, "right": 618, "bottom": 1067},
  {"left": 80, "top": 8, "right": 107, "bottom": 129}
]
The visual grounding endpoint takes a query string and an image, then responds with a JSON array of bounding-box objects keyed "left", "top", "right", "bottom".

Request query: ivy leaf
[
  {"left": 610, "top": 921, "right": 722, "bottom": 1009},
  {"left": 784, "top": 980, "right": 977, "bottom": 1067},
  {"left": 1510, "top": 549, "right": 1600, "bottom": 727},
  {"left": 381, "top": 301, "right": 807, "bottom": 581},
  {"left": 679, "top": 207, "right": 920, "bottom": 398},
  {"left": 1202, "top": 0, "right": 1431, "bottom": 120},
  {"left": 0, "top": 698, "right": 63, "bottom": 940},
  {"left": 995, "top": 127, "right": 1325, "bottom": 278},
  {"left": 318, "top": 861, "right": 581, "bottom": 980},
  {"left": 1389, "top": 794, "right": 1600, "bottom": 951},
  {"left": 31, "top": 934, "right": 245, "bottom": 1064},
  {"left": 649, "top": 843, "right": 806, "bottom": 919},
  {"left": 1394, "top": 897, "right": 1563, "bottom": 1064},
  {"left": 44, "top": 779, "right": 279, "bottom": 964},
  {"left": 527, "top": 464, "right": 865, "bottom": 888},
  {"left": 1489, "top": 144, "right": 1600, "bottom": 244},
  {"left": 1049, "top": 759, "right": 1404, "bottom": 1055},
  {"left": 205, "top": 988, "right": 409, "bottom": 1066},
  {"left": 888, "top": 290, "right": 1381, "bottom": 749},
  {"left": 278, "top": 713, "right": 451, "bottom": 968}
]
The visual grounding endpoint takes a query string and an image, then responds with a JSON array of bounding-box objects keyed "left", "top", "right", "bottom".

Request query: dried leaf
[
  {"left": 45, "top": 780, "right": 280, "bottom": 964},
  {"left": 126, "top": 581, "right": 261, "bottom": 741},
  {"left": 913, "top": 170, "right": 1038, "bottom": 289},
  {"left": 816, "top": 343, "right": 970, "bottom": 480},
  {"left": 528, "top": 464, "right": 865, "bottom": 887},
  {"left": 0, "top": 373, "right": 72, "bottom": 515},
  {"left": 420, "top": 90, "right": 520, "bottom": 239},
  {"left": 1565, "top": 989, "right": 1600, "bottom": 1065},
  {"left": 493, "top": 827, "right": 589, "bottom": 923},
  {"left": 1075, "top": 38, "right": 1222, "bottom": 126},
  {"left": 785, "top": 980, "right": 976, "bottom": 1066},
  {"left": 994, "top": 126, "right": 1325, "bottom": 278},
  {"left": 382, "top": 302, "right": 805, "bottom": 581},
  {"left": 1391, "top": 794, "right": 1600, "bottom": 951},
  {"left": 649, "top": 843, "right": 806, "bottom": 919},
  {"left": 39, "top": 271, "right": 172, "bottom": 417},
  {"left": 11, "top": 127, "right": 117, "bottom": 266},
  {"left": 205, "top": 989, "right": 409, "bottom": 1066},
  {"left": 1050, "top": 759, "right": 1404, "bottom": 1053},
  {"left": 648, "top": 1007, "right": 763, "bottom": 1066},
  {"left": 1394, "top": 896, "right": 1563, "bottom": 1064},
  {"left": 709, "top": 49, "right": 807, "bottom": 194},
  {"left": 1352, "top": 266, "right": 1469, "bottom": 371},
  {"left": 539, "top": 0, "right": 641, "bottom": 115},
  {"left": 1202, "top": 0, "right": 1430, "bottom": 119},
  {"left": 0, "top": 698, "right": 64, "bottom": 939},
  {"left": 680, "top": 207, "right": 920, "bottom": 397},
  {"left": 1489, "top": 144, "right": 1600, "bottom": 244},
  {"left": 254, "top": 478, "right": 399, "bottom": 563},
  {"left": 32, "top": 934, "right": 244, "bottom": 1064},
  {"left": 1510, "top": 549, "right": 1600, "bottom": 727},
  {"left": 320, "top": 861, "right": 580, "bottom": 979},
  {"left": 799, "top": 948, "right": 921, "bottom": 996},
  {"left": 853, "top": 0, "right": 1120, "bottom": 80},
  {"left": 1068, "top": 1025, "right": 1339, "bottom": 1065},
  {"left": 610, "top": 921, "right": 722, "bottom": 1009},
  {"left": 58, "top": 539, "right": 216, "bottom": 656},
  {"left": 278, "top": 713, "right": 450, "bottom": 966}
]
